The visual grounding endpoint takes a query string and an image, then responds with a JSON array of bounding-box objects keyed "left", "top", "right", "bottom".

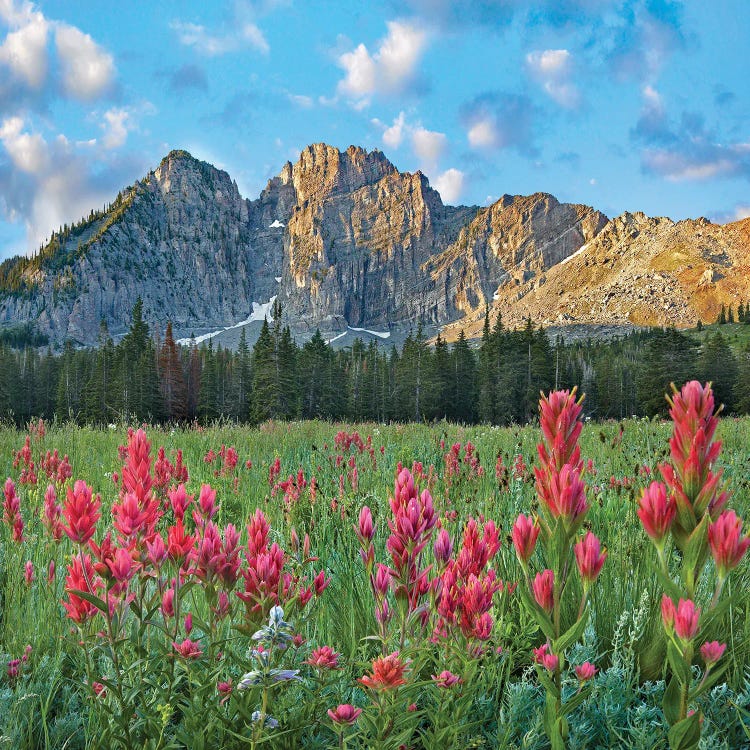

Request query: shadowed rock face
[{"left": 3, "top": 143, "right": 745, "bottom": 348}]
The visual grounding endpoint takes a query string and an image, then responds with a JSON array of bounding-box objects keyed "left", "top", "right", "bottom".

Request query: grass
[{"left": 0, "top": 415, "right": 749, "bottom": 748}]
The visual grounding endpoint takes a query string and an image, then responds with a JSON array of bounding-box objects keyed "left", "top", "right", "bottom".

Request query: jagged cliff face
[
  {"left": 0, "top": 142, "right": 747, "bottom": 347},
  {"left": 441, "top": 210, "right": 750, "bottom": 342},
  {"left": 425, "top": 193, "right": 608, "bottom": 317},
  {"left": 280, "top": 144, "right": 475, "bottom": 331},
  {"left": 0, "top": 150, "right": 288, "bottom": 343}
]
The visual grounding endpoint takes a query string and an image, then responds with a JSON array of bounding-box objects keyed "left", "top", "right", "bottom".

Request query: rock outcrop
[{"left": 0, "top": 143, "right": 747, "bottom": 347}]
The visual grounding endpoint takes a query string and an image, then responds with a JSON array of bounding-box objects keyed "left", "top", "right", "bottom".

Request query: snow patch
[
  {"left": 493, "top": 290, "right": 500, "bottom": 301},
  {"left": 325, "top": 331, "right": 348, "bottom": 344},
  {"left": 176, "top": 296, "right": 277, "bottom": 346},
  {"left": 269, "top": 219, "right": 285, "bottom": 228},
  {"left": 325, "top": 326, "right": 392, "bottom": 345},
  {"left": 348, "top": 326, "right": 390, "bottom": 339},
  {"left": 558, "top": 243, "right": 588, "bottom": 267},
  {"left": 275, "top": 276, "right": 282, "bottom": 283}
]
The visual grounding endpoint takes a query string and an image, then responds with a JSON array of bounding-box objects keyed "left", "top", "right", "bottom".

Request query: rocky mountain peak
[
  {"left": 290, "top": 143, "right": 398, "bottom": 204},
  {"left": 153, "top": 149, "right": 240, "bottom": 206},
  {"left": 0, "top": 143, "right": 748, "bottom": 349}
]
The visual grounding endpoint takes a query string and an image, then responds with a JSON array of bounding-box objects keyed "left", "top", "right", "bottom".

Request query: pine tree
[
  {"left": 347, "top": 338, "right": 366, "bottom": 420},
  {"left": 732, "top": 343, "right": 750, "bottom": 414},
  {"left": 250, "top": 318, "right": 277, "bottom": 423},
  {"left": 300, "top": 330, "right": 334, "bottom": 419},
  {"left": 477, "top": 309, "right": 496, "bottom": 422},
  {"left": 490, "top": 318, "right": 531, "bottom": 425},
  {"left": 184, "top": 341, "right": 201, "bottom": 419},
  {"left": 17, "top": 346, "right": 39, "bottom": 422},
  {"left": 451, "top": 330, "right": 477, "bottom": 423},
  {"left": 115, "top": 298, "right": 163, "bottom": 421},
  {"left": 636, "top": 329, "right": 698, "bottom": 416},
  {"left": 230, "top": 328, "right": 252, "bottom": 421},
  {"left": 358, "top": 340, "right": 378, "bottom": 421},
  {"left": 158, "top": 322, "right": 187, "bottom": 421},
  {"left": 525, "top": 323, "right": 555, "bottom": 419},
  {"left": 198, "top": 341, "right": 218, "bottom": 421},
  {"left": 277, "top": 325, "right": 299, "bottom": 419},
  {"left": 718, "top": 304, "right": 727, "bottom": 324},
  {"left": 397, "top": 323, "right": 435, "bottom": 422},
  {"left": 432, "top": 333, "right": 452, "bottom": 420},
  {"left": 214, "top": 345, "right": 231, "bottom": 417},
  {"left": 56, "top": 341, "right": 85, "bottom": 419},
  {"left": 36, "top": 348, "right": 60, "bottom": 420},
  {"left": 698, "top": 331, "right": 738, "bottom": 412},
  {"left": 86, "top": 321, "right": 115, "bottom": 423}
]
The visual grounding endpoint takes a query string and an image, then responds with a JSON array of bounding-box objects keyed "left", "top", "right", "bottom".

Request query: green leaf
[
  {"left": 666, "top": 640, "right": 691, "bottom": 685},
  {"left": 698, "top": 596, "right": 732, "bottom": 633},
  {"left": 554, "top": 610, "right": 589, "bottom": 654},
  {"left": 562, "top": 684, "right": 593, "bottom": 717},
  {"left": 550, "top": 718, "right": 567, "bottom": 750},
  {"left": 129, "top": 598, "right": 142, "bottom": 619},
  {"left": 691, "top": 661, "right": 730, "bottom": 700},
  {"left": 682, "top": 514, "right": 709, "bottom": 589},
  {"left": 552, "top": 519, "right": 570, "bottom": 569},
  {"left": 537, "top": 667, "right": 561, "bottom": 700},
  {"left": 69, "top": 589, "right": 109, "bottom": 615},
  {"left": 517, "top": 583, "right": 555, "bottom": 640},
  {"left": 543, "top": 693, "right": 557, "bottom": 738},
  {"left": 663, "top": 675, "right": 682, "bottom": 727},
  {"left": 654, "top": 567, "right": 683, "bottom": 601},
  {"left": 668, "top": 712, "right": 702, "bottom": 750}
]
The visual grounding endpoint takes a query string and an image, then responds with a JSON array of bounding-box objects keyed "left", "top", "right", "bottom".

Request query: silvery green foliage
[
  {"left": 0, "top": 654, "right": 86, "bottom": 749},
  {"left": 499, "top": 667, "right": 750, "bottom": 749},
  {"left": 610, "top": 589, "right": 650, "bottom": 678}
]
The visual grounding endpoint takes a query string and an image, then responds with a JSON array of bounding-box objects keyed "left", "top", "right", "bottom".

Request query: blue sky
[{"left": 0, "top": 0, "right": 748, "bottom": 260}]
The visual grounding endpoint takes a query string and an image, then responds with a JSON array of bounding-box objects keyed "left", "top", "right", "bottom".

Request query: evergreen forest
[{"left": 3, "top": 299, "right": 749, "bottom": 425}]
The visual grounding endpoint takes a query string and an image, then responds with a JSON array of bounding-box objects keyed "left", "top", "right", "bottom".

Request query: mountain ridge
[{"left": 0, "top": 143, "right": 747, "bottom": 347}]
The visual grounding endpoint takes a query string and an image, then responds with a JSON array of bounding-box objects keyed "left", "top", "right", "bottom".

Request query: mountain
[
  {"left": 0, "top": 143, "right": 747, "bottom": 347},
  {"left": 440, "top": 210, "right": 750, "bottom": 342}
]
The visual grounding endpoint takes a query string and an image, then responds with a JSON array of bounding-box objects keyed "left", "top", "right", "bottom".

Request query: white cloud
[
  {"left": 338, "top": 44, "right": 377, "bottom": 101},
  {"left": 170, "top": 19, "right": 269, "bottom": 56},
  {"left": 337, "top": 20, "right": 428, "bottom": 107},
  {"left": 412, "top": 125, "right": 446, "bottom": 166},
  {"left": 643, "top": 151, "right": 740, "bottom": 182},
  {"left": 382, "top": 111, "right": 406, "bottom": 148},
  {"left": 0, "top": 115, "right": 47, "bottom": 172},
  {"left": 733, "top": 205, "right": 750, "bottom": 221},
  {"left": 288, "top": 93, "right": 313, "bottom": 108},
  {"left": 467, "top": 117, "right": 499, "bottom": 149},
  {"left": 54, "top": 23, "right": 114, "bottom": 100},
  {"left": 101, "top": 108, "right": 130, "bottom": 150},
  {"left": 0, "top": 0, "right": 38, "bottom": 27},
  {"left": 0, "top": 2, "right": 118, "bottom": 111},
  {"left": 372, "top": 112, "right": 447, "bottom": 166},
  {"left": 525, "top": 49, "right": 580, "bottom": 109},
  {"left": 461, "top": 92, "right": 536, "bottom": 154},
  {"left": 433, "top": 168, "right": 465, "bottom": 204},
  {"left": 0, "top": 113, "right": 151, "bottom": 254},
  {"left": 642, "top": 84, "right": 663, "bottom": 111},
  {"left": 0, "top": 117, "right": 103, "bottom": 248},
  {"left": 527, "top": 48, "right": 569, "bottom": 76},
  {"left": 377, "top": 20, "right": 426, "bottom": 88},
  {"left": 0, "top": 10, "right": 48, "bottom": 88}
]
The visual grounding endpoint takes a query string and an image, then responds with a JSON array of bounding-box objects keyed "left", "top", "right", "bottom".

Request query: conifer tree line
[{"left": 2, "top": 299, "right": 749, "bottom": 425}]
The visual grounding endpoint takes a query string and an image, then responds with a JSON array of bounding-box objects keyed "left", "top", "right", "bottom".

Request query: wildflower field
[{"left": 1, "top": 384, "right": 750, "bottom": 749}]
